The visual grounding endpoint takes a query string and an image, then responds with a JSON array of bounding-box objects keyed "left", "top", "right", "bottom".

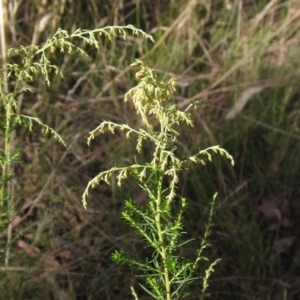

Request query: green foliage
[
  {"left": 0, "top": 25, "right": 153, "bottom": 264},
  {"left": 83, "top": 60, "right": 234, "bottom": 299}
]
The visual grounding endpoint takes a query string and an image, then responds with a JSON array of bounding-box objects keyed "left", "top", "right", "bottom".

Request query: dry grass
[{"left": 1, "top": 0, "right": 300, "bottom": 299}]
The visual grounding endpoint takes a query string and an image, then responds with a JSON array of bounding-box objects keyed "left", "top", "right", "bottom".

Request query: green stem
[
  {"left": 0, "top": 0, "right": 8, "bottom": 228},
  {"left": 0, "top": 103, "right": 11, "bottom": 224},
  {"left": 0, "top": 165, "right": 5, "bottom": 224},
  {"left": 2, "top": 101, "right": 13, "bottom": 267},
  {"left": 155, "top": 151, "right": 171, "bottom": 300}
]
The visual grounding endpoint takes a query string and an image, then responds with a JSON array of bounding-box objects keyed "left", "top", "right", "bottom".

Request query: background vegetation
[{"left": 1, "top": 0, "right": 300, "bottom": 299}]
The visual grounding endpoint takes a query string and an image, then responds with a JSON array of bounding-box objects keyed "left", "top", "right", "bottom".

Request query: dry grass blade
[
  {"left": 225, "top": 86, "right": 264, "bottom": 120},
  {"left": 95, "top": 0, "right": 198, "bottom": 99},
  {"left": 250, "top": 0, "right": 280, "bottom": 31}
]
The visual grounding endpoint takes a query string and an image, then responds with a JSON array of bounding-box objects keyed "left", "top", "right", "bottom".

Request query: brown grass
[{"left": 1, "top": 0, "right": 300, "bottom": 299}]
